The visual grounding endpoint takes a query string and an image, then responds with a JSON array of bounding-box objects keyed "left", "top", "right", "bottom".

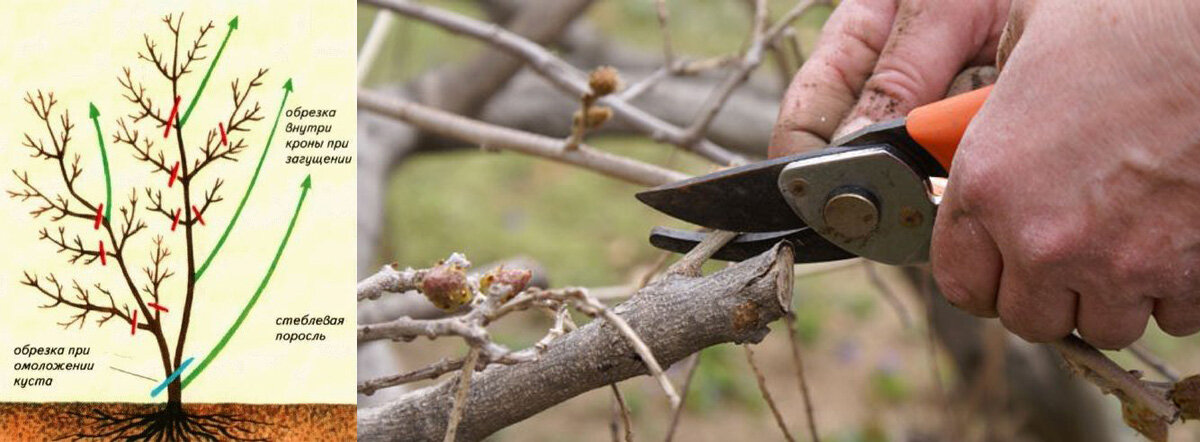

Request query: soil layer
[{"left": 0, "top": 402, "right": 355, "bottom": 440}]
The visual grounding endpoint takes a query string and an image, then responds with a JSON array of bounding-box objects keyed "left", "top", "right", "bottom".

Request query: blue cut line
[{"left": 150, "top": 357, "right": 194, "bottom": 397}]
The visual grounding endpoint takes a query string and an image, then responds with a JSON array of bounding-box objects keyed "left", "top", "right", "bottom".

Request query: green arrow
[
  {"left": 178, "top": 16, "right": 238, "bottom": 128},
  {"left": 195, "top": 78, "right": 292, "bottom": 280},
  {"left": 182, "top": 174, "right": 311, "bottom": 389},
  {"left": 88, "top": 103, "right": 112, "bottom": 222}
]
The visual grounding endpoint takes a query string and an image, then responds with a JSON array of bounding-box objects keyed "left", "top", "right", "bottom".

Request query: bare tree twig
[
  {"left": 654, "top": 0, "right": 674, "bottom": 70},
  {"left": 1128, "top": 343, "right": 1181, "bottom": 383},
  {"left": 358, "top": 264, "right": 428, "bottom": 301},
  {"left": 362, "top": 0, "right": 746, "bottom": 166},
  {"left": 444, "top": 347, "right": 481, "bottom": 442},
  {"left": 784, "top": 313, "right": 820, "bottom": 442},
  {"left": 743, "top": 344, "right": 795, "bottom": 442},
  {"left": 359, "top": 90, "right": 689, "bottom": 187},
  {"left": 357, "top": 245, "right": 795, "bottom": 441},
  {"left": 665, "top": 230, "right": 738, "bottom": 277},
  {"left": 862, "top": 261, "right": 913, "bottom": 328},
  {"left": 610, "top": 384, "right": 634, "bottom": 442},
  {"left": 679, "top": 0, "right": 824, "bottom": 146},
  {"left": 663, "top": 352, "right": 701, "bottom": 442}
]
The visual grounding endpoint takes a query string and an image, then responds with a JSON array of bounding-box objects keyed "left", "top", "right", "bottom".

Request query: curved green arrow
[
  {"left": 182, "top": 175, "right": 311, "bottom": 389},
  {"left": 178, "top": 16, "right": 238, "bottom": 128},
  {"left": 88, "top": 103, "right": 112, "bottom": 222},
  {"left": 195, "top": 78, "right": 292, "bottom": 280}
]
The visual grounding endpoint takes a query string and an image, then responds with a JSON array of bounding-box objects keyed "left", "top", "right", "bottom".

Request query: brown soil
[{"left": 0, "top": 402, "right": 354, "bottom": 441}]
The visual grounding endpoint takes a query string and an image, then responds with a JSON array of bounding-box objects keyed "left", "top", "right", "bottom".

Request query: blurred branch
[
  {"left": 359, "top": 90, "right": 689, "bottom": 187},
  {"left": 1128, "top": 343, "right": 1180, "bottom": 383},
  {"left": 679, "top": 0, "right": 825, "bottom": 147},
  {"left": 862, "top": 261, "right": 913, "bottom": 328},
  {"left": 744, "top": 344, "right": 796, "bottom": 442},
  {"left": 362, "top": 0, "right": 746, "bottom": 166},
  {"left": 358, "top": 11, "right": 396, "bottom": 85}
]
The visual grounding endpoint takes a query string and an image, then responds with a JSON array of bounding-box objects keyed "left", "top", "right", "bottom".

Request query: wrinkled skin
[{"left": 771, "top": 0, "right": 1200, "bottom": 349}]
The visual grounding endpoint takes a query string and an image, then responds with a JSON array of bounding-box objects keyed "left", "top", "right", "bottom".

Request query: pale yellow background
[{"left": 0, "top": 1, "right": 356, "bottom": 403}]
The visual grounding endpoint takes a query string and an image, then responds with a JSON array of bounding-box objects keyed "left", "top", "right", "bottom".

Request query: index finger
[{"left": 769, "top": 0, "right": 898, "bottom": 157}]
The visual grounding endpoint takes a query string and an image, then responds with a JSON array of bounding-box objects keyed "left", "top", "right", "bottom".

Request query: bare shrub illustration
[{"left": 9, "top": 13, "right": 269, "bottom": 439}]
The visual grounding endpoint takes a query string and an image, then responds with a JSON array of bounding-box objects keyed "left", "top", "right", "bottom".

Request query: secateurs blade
[{"left": 638, "top": 86, "right": 992, "bottom": 265}]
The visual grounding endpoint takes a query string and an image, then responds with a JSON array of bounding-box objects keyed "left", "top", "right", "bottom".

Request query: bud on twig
[
  {"left": 420, "top": 260, "right": 473, "bottom": 310},
  {"left": 588, "top": 66, "right": 621, "bottom": 97},
  {"left": 479, "top": 266, "right": 533, "bottom": 303}
]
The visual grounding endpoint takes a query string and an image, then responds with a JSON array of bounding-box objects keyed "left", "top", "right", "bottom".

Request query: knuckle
[
  {"left": 1077, "top": 324, "right": 1140, "bottom": 350},
  {"left": 1000, "top": 317, "right": 1060, "bottom": 344},
  {"left": 1155, "top": 311, "right": 1200, "bottom": 337},
  {"left": 1106, "top": 250, "right": 1157, "bottom": 288},
  {"left": 1016, "top": 224, "right": 1080, "bottom": 270},
  {"left": 998, "top": 296, "right": 1072, "bottom": 343}
]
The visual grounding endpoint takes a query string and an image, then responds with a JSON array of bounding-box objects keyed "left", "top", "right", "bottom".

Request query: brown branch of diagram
[
  {"left": 10, "top": 93, "right": 159, "bottom": 344},
  {"left": 191, "top": 68, "right": 267, "bottom": 177}
]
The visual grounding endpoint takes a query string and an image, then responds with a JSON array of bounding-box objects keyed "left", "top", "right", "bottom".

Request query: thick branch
[{"left": 357, "top": 244, "right": 794, "bottom": 441}]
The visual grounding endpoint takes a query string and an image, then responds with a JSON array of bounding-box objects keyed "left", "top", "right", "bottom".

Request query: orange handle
[{"left": 906, "top": 85, "right": 992, "bottom": 170}]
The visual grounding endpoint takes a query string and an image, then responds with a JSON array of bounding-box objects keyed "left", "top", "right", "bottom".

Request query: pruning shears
[{"left": 638, "top": 86, "right": 992, "bottom": 265}]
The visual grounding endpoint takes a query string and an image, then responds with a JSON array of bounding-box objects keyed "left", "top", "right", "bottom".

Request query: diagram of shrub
[{"left": 8, "top": 12, "right": 310, "bottom": 439}]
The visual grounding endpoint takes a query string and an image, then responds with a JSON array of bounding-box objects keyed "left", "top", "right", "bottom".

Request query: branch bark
[
  {"left": 359, "top": 90, "right": 689, "bottom": 187},
  {"left": 357, "top": 243, "right": 795, "bottom": 441}
]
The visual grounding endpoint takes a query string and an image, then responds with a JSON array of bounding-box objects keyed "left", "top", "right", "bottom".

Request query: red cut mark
[
  {"left": 219, "top": 122, "right": 228, "bottom": 146},
  {"left": 99, "top": 241, "right": 107, "bottom": 266},
  {"left": 94, "top": 204, "right": 104, "bottom": 230},
  {"left": 131, "top": 310, "right": 138, "bottom": 336},
  {"left": 164, "top": 95, "right": 181, "bottom": 138},
  {"left": 171, "top": 208, "right": 182, "bottom": 231},
  {"left": 148, "top": 303, "right": 169, "bottom": 313},
  {"left": 192, "top": 205, "right": 205, "bottom": 226},
  {"left": 168, "top": 162, "right": 180, "bottom": 187}
]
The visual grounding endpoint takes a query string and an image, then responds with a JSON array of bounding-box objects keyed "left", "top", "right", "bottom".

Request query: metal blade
[
  {"left": 648, "top": 226, "right": 855, "bottom": 262},
  {"left": 636, "top": 148, "right": 856, "bottom": 232}
]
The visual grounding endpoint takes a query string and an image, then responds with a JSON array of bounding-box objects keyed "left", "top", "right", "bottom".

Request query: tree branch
[
  {"left": 361, "top": 0, "right": 747, "bottom": 166},
  {"left": 358, "top": 90, "right": 689, "bottom": 187},
  {"left": 357, "top": 244, "right": 795, "bottom": 441}
]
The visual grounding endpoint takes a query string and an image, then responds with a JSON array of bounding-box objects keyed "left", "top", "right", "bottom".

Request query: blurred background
[{"left": 355, "top": 2, "right": 1200, "bottom": 440}]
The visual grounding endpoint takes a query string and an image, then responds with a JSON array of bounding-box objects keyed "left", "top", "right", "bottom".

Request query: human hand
[
  {"left": 932, "top": 0, "right": 1200, "bottom": 349},
  {"left": 771, "top": 0, "right": 1200, "bottom": 349}
]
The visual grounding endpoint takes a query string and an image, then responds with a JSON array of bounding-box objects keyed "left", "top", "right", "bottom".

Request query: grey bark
[{"left": 357, "top": 244, "right": 795, "bottom": 441}]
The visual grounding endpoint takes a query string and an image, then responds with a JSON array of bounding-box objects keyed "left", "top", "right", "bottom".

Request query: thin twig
[
  {"left": 680, "top": 0, "right": 823, "bottom": 147},
  {"left": 362, "top": 0, "right": 746, "bottom": 166},
  {"left": 594, "top": 302, "right": 681, "bottom": 408},
  {"left": 443, "top": 346, "right": 481, "bottom": 442},
  {"left": 664, "top": 352, "right": 701, "bottom": 442},
  {"left": 359, "top": 90, "right": 689, "bottom": 187},
  {"left": 665, "top": 230, "right": 738, "bottom": 277},
  {"left": 610, "top": 384, "right": 635, "bottom": 442},
  {"left": 358, "top": 10, "right": 396, "bottom": 85},
  {"left": 1128, "top": 343, "right": 1181, "bottom": 383},
  {"left": 862, "top": 261, "right": 913, "bottom": 328},
  {"left": 743, "top": 344, "right": 795, "bottom": 442},
  {"left": 654, "top": 0, "right": 675, "bottom": 70},
  {"left": 357, "top": 264, "right": 427, "bottom": 301},
  {"left": 784, "top": 313, "right": 820, "bottom": 441}
]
